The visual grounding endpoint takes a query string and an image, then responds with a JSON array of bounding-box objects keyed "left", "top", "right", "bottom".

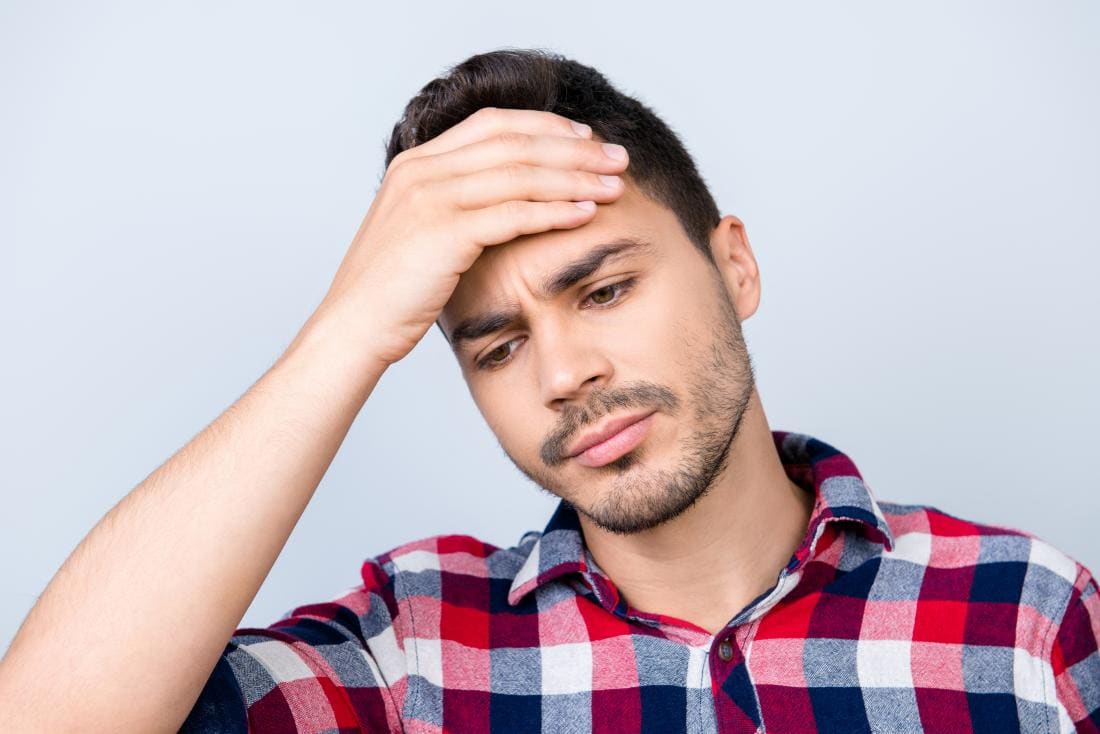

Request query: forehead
[{"left": 440, "top": 180, "right": 681, "bottom": 331}]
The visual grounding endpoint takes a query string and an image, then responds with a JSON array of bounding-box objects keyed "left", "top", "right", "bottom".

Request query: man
[{"left": 0, "top": 48, "right": 1096, "bottom": 733}]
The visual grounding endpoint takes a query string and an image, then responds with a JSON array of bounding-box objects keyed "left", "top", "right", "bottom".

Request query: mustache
[{"left": 540, "top": 382, "right": 679, "bottom": 466}]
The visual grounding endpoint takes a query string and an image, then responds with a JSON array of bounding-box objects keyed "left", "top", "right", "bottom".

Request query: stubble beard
[{"left": 505, "top": 279, "right": 757, "bottom": 536}]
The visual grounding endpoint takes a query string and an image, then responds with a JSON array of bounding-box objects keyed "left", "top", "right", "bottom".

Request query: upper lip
[{"left": 566, "top": 411, "right": 656, "bottom": 458}]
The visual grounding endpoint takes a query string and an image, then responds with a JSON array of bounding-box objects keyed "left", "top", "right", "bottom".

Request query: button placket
[{"left": 708, "top": 631, "right": 761, "bottom": 733}]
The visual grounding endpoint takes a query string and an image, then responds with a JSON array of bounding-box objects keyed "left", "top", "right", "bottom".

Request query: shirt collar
[{"left": 507, "top": 430, "right": 895, "bottom": 607}]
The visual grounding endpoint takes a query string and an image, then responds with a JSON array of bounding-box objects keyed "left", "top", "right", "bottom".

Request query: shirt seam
[
  {"left": 1041, "top": 563, "right": 1084, "bottom": 734},
  {"left": 693, "top": 640, "right": 711, "bottom": 731},
  {"left": 384, "top": 563, "right": 411, "bottom": 734},
  {"left": 741, "top": 618, "right": 766, "bottom": 733}
]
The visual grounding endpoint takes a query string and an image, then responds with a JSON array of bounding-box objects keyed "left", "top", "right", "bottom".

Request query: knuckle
[
  {"left": 381, "top": 159, "right": 403, "bottom": 184},
  {"left": 389, "top": 148, "right": 411, "bottom": 167},
  {"left": 390, "top": 154, "right": 429, "bottom": 185},
  {"left": 405, "top": 179, "right": 431, "bottom": 204},
  {"left": 389, "top": 146, "right": 425, "bottom": 173},
  {"left": 495, "top": 131, "right": 528, "bottom": 151},
  {"left": 502, "top": 199, "right": 524, "bottom": 219},
  {"left": 473, "top": 106, "right": 499, "bottom": 124},
  {"left": 500, "top": 161, "right": 527, "bottom": 183},
  {"left": 385, "top": 155, "right": 413, "bottom": 183}
]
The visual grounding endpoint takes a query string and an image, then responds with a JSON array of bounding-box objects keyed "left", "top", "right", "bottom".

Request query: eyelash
[{"left": 474, "top": 278, "right": 638, "bottom": 372}]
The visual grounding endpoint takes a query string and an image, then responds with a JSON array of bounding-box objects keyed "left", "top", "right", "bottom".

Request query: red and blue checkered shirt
[{"left": 182, "top": 431, "right": 1100, "bottom": 733}]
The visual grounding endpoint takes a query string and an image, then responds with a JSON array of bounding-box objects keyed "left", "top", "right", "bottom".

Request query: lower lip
[{"left": 572, "top": 413, "right": 656, "bottom": 468}]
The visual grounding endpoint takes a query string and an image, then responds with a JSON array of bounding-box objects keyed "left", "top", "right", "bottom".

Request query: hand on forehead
[{"left": 441, "top": 179, "right": 664, "bottom": 332}]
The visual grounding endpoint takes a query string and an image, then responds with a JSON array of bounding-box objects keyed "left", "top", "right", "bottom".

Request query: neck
[{"left": 578, "top": 389, "right": 814, "bottom": 636}]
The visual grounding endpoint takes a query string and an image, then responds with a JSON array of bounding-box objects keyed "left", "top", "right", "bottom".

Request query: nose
[{"left": 536, "top": 321, "right": 614, "bottom": 411}]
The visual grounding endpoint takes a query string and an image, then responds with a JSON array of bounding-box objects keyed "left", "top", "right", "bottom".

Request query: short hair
[
  {"left": 385, "top": 48, "right": 721, "bottom": 260},
  {"left": 383, "top": 47, "right": 723, "bottom": 341}
]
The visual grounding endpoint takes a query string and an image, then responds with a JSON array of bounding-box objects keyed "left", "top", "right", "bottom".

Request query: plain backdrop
[{"left": 2, "top": 1, "right": 1097, "bottom": 654}]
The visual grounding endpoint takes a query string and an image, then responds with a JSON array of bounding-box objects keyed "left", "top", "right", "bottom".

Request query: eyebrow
[{"left": 447, "top": 237, "right": 655, "bottom": 355}]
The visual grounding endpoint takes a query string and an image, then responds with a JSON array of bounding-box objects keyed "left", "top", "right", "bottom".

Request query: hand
[{"left": 311, "top": 107, "right": 630, "bottom": 368}]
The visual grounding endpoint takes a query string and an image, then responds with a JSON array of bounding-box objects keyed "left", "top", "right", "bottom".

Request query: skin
[
  {"left": 440, "top": 178, "right": 816, "bottom": 635},
  {"left": 0, "top": 110, "right": 804, "bottom": 731}
]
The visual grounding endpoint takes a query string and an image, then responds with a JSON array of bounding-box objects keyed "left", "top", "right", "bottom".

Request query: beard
[{"left": 499, "top": 274, "right": 756, "bottom": 536}]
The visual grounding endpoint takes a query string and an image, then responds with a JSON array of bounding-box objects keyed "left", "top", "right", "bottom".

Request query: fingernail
[
  {"left": 599, "top": 175, "right": 621, "bottom": 188},
  {"left": 602, "top": 143, "right": 627, "bottom": 160},
  {"left": 571, "top": 120, "right": 592, "bottom": 137},
  {"left": 575, "top": 200, "right": 596, "bottom": 211}
]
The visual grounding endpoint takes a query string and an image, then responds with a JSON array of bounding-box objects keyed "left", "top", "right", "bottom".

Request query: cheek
[
  {"left": 618, "top": 287, "right": 702, "bottom": 366},
  {"left": 474, "top": 397, "right": 538, "bottom": 452}
]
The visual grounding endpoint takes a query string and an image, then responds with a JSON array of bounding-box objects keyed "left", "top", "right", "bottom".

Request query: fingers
[
  {"left": 441, "top": 162, "right": 623, "bottom": 210},
  {"left": 458, "top": 199, "right": 600, "bottom": 247},
  {"left": 416, "top": 131, "right": 629, "bottom": 184},
  {"left": 381, "top": 106, "right": 631, "bottom": 251},
  {"left": 393, "top": 107, "right": 589, "bottom": 164}
]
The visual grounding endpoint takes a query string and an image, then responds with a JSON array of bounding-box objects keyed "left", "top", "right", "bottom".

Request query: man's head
[
  {"left": 385, "top": 48, "right": 764, "bottom": 536},
  {"left": 385, "top": 47, "right": 721, "bottom": 264}
]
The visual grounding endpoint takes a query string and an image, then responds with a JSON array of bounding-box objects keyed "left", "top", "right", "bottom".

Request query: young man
[{"left": 1, "top": 49, "right": 1097, "bottom": 733}]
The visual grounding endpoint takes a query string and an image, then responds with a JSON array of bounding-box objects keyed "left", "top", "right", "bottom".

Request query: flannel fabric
[{"left": 181, "top": 431, "right": 1100, "bottom": 733}]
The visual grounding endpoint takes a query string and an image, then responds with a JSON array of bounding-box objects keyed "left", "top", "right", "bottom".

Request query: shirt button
[{"left": 718, "top": 638, "right": 733, "bottom": 661}]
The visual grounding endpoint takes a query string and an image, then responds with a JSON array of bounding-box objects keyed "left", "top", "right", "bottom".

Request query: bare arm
[
  {"left": 0, "top": 308, "right": 389, "bottom": 732},
  {"left": 0, "top": 107, "right": 626, "bottom": 732}
]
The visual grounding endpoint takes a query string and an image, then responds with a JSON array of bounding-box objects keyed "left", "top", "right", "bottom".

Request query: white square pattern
[
  {"left": 1028, "top": 540, "right": 1078, "bottom": 585},
  {"left": 885, "top": 531, "right": 932, "bottom": 568},
  {"left": 856, "top": 639, "right": 914, "bottom": 688},
  {"left": 540, "top": 641, "right": 593, "bottom": 695},
  {"left": 396, "top": 549, "right": 442, "bottom": 573},
  {"left": 245, "top": 640, "right": 316, "bottom": 683},
  {"left": 410, "top": 636, "right": 444, "bottom": 688},
  {"left": 1013, "top": 646, "right": 1055, "bottom": 705}
]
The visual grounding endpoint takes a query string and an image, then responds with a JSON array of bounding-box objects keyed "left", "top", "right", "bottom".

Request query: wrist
[{"left": 282, "top": 301, "right": 392, "bottom": 386}]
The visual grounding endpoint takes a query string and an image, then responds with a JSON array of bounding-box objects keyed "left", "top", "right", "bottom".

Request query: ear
[{"left": 708, "top": 214, "right": 761, "bottom": 320}]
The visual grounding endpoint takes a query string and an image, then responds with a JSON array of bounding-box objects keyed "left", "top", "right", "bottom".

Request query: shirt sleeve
[
  {"left": 179, "top": 561, "right": 406, "bottom": 733},
  {"left": 1052, "top": 563, "right": 1100, "bottom": 733}
]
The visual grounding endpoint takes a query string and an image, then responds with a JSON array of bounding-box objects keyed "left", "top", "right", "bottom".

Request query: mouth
[{"left": 571, "top": 412, "right": 656, "bottom": 468}]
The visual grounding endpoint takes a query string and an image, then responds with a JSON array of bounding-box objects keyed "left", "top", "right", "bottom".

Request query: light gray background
[{"left": 2, "top": 1, "right": 1097, "bottom": 654}]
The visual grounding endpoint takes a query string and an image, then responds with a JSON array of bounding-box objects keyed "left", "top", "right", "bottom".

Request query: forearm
[{"left": 0, "top": 308, "right": 388, "bottom": 732}]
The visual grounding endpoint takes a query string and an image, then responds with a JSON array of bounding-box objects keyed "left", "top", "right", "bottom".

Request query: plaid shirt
[{"left": 182, "top": 431, "right": 1100, "bottom": 733}]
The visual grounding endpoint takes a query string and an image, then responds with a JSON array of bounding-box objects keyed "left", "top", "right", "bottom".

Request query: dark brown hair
[{"left": 383, "top": 47, "right": 722, "bottom": 265}]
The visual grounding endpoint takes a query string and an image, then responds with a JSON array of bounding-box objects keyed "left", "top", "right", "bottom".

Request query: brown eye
[
  {"left": 476, "top": 338, "right": 522, "bottom": 371},
  {"left": 484, "top": 343, "right": 510, "bottom": 364},
  {"left": 583, "top": 278, "right": 636, "bottom": 308},
  {"left": 588, "top": 285, "right": 616, "bottom": 305}
]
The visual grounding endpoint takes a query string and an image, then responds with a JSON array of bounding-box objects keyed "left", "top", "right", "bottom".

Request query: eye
[
  {"left": 584, "top": 279, "right": 633, "bottom": 307},
  {"left": 476, "top": 339, "right": 521, "bottom": 371},
  {"left": 474, "top": 277, "right": 638, "bottom": 372},
  {"left": 581, "top": 276, "right": 637, "bottom": 310}
]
